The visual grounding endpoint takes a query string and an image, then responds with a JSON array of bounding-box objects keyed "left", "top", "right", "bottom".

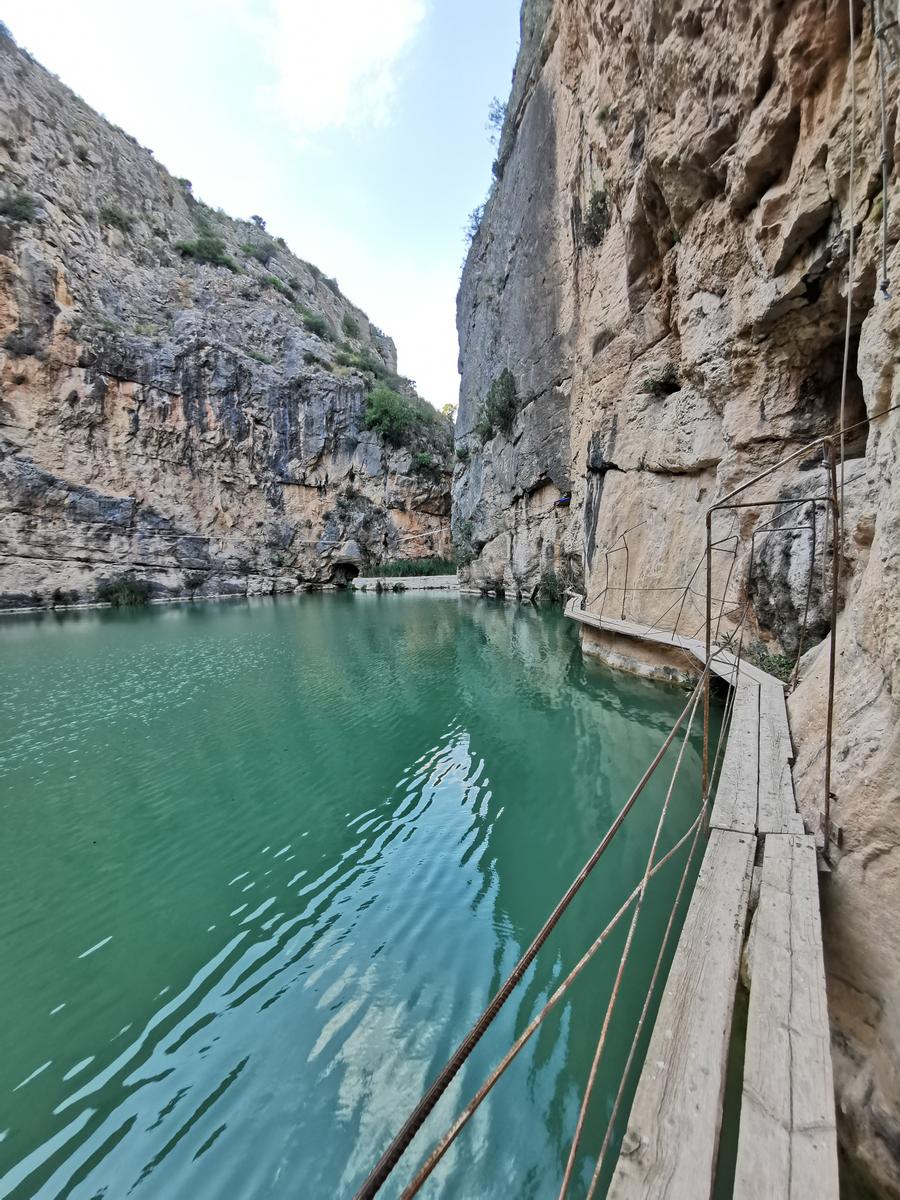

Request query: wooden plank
[
  {"left": 757, "top": 736, "right": 796, "bottom": 835},
  {"left": 609, "top": 828, "right": 757, "bottom": 1200},
  {"left": 733, "top": 834, "right": 838, "bottom": 1200},
  {"left": 760, "top": 679, "right": 794, "bottom": 762},
  {"left": 758, "top": 682, "right": 798, "bottom": 834},
  {"left": 710, "top": 679, "right": 759, "bottom": 834}
]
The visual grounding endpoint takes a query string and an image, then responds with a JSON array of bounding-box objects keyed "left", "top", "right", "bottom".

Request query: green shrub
[
  {"left": 51, "top": 587, "right": 79, "bottom": 606},
  {"left": 100, "top": 204, "right": 132, "bottom": 232},
  {"left": 583, "top": 188, "right": 610, "bottom": 246},
  {"left": 455, "top": 445, "right": 470, "bottom": 462},
  {"left": 241, "top": 239, "right": 276, "bottom": 265},
  {"left": 299, "top": 309, "right": 333, "bottom": 340},
  {"left": 370, "top": 557, "right": 455, "bottom": 577},
  {"left": 303, "top": 349, "right": 332, "bottom": 370},
  {"left": 465, "top": 204, "right": 485, "bottom": 244},
  {"left": 0, "top": 192, "right": 36, "bottom": 223},
  {"left": 341, "top": 312, "right": 361, "bottom": 339},
  {"left": 96, "top": 572, "right": 152, "bottom": 606},
  {"left": 475, "top": 368, "right": 517, "bottom": 441},
  {"left": 175, "top": 234, "right": 236, "bottom": 270},
  {"left": 746, "top": 641, "right": 795, "bottom": 684},
  {"left": 247, "top": 348, "right": 272, "bottom": 363},
  {"left": 364, "top": 384, "right": 417, "bottom": 447},
  {"left": 335, "top": 346, "right": 386, "bottom": 377},
  {"left": 487, "top": 97, "right": 506, "bottom": 143},
  {"left": 263, "top": 274, "right": 291, "bottom": 296},
  {"left": 640, "top": 363, "right": 680, "bottom": 398},
  {"left": 411, "top": 451, "right": 436, "bottom": 473}
]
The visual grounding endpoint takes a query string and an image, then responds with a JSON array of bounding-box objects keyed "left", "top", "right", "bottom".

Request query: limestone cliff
[
  {"left": 0, "top": 28, "right": 451, "bottom": 608},
  {"left": 455, "top": 0, "right": 900, "bottom": 1193}
]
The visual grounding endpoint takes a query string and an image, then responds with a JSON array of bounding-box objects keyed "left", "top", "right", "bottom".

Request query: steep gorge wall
[
  {"left": 455, "top": 0, "right": 900, "bottom": 1192},
  {"left": 0, "top": 29, "right": 451, "bottom": 608}
]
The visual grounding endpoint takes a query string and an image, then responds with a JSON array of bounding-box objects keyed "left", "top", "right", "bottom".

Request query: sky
[{"left": 0, "top": 0, "right": 522, "bottom": 411}]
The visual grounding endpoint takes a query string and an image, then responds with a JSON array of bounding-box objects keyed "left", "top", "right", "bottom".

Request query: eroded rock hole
[{"left": 797, "top": 328, "right": 868, "bottom": 456}]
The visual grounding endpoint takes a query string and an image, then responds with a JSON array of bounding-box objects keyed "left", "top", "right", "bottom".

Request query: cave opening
[
  {"left": 798, "top": 327, "right": 868, "bottom": 457},
  {"left": 331, "top": 563, "right": 360, "bottom": 588}
]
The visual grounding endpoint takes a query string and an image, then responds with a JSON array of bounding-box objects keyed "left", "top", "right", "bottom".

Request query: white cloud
[{"left": 261, "top": 0, "right": 427, "bottom": 136}]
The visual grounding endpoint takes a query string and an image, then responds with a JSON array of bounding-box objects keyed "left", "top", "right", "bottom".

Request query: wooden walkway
[{"left": 565, "top": 602, "right": 838, "bottom": 1199}]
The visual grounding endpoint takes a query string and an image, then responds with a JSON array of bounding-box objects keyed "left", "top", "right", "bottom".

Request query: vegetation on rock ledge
[
  {"left": 583, "top": 188, "right": 610, "bottom": 246},
  {"left": 364, "top": 384, "right": 450, "bottom": 456},
  {"left": 96, "top": 572, "right": 152, "bottom": 606},
  {"left": 475, "top": 368, "right": 518, "bottom": 441},
  {"left": 368, "top": 557, "right": 455, "bottom": 577}
]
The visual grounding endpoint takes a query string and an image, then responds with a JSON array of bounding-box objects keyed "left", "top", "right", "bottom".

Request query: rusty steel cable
[
  {"left": 557, "top": 681, "right": 704, "bottom": 1199},
  {"left": 875, "top": 0, "right": 892, "bottom": 298},
  {"left": 840, "top": 0, "right": 857, "bottom": 554},
  {"left": 355, "top": 407, "right": 900, "bottom": 1200},
  {"left": 352, "top": 667, "right": 712, "bottom": 1199},
  {"left": 585, "top": 612, "right": 750, "bottom": 1196},
  {"left": 398, "top": 810, "right": 709, "bottom": 1198}
]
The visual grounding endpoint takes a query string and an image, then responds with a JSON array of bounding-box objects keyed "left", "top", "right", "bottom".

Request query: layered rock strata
[{"left": 0, "top": 28, "right": 451, "bottom": 607}]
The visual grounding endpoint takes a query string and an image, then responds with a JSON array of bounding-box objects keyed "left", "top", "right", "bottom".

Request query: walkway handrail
[{"left": 352, "top": 664, "right": 713, "bottom": 1199}]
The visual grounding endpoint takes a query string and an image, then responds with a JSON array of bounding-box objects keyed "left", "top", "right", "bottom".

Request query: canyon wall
[
  {"left": 0, "top": 28, "right": 451, "bottom": 608},
  {"left": 455, "top": 0, "right": 900, "bottom": 1193}
]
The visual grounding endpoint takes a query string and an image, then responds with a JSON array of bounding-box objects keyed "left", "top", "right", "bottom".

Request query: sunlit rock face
[
  {"left": 0, "top": 29, "right": 451, "bottom": 606},
  {"left": 455, "top": 0, "right": 900, "bottom": 1191}
]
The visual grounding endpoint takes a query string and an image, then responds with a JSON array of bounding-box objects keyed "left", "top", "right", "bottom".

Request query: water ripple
[{"left": 0, "top": 595, "right": 712, "bottom": 1199}]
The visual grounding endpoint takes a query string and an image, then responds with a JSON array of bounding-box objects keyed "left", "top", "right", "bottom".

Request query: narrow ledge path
[{"left": 564, "top": 599, "right": 839, "bottom": 1200}]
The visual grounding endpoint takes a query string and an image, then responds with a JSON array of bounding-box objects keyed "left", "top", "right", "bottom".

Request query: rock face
[
  {"left": 0, "top": 29, "right": 451, "bottom": 607},
  {"left": 455, "top": 0, "right": 900, "bottom": 1193}
]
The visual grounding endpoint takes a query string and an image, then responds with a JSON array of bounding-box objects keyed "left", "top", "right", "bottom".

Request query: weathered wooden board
[
  {"left": 710, "top": 679, "right": 759, "bottom": 834},
  {"left": 608, "top": 828, "right": 757, "bottom": 1200},
  {"left": 757, "top": 682, "right": 799, "bottom": 834},
  {"left": 733, "top": 834, "right": 838, "bottom": 1200},
  {"left": 760, "top": 678, "right": 794, "bottom": 762}
]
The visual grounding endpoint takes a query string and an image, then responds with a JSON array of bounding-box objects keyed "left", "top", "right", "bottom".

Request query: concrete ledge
[
  {"left": 580, "top": 622, "right": 697, "bottom": 683},
  {"left": 351, "top": 574, "right": 458, "bottom": 592}
]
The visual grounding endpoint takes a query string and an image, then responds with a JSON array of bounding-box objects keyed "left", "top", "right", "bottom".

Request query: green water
[{"left": 0, "top": 594, "right": 709, "bottom": 1198}]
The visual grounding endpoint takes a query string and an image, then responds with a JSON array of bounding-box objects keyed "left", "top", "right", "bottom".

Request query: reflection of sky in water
[{"left": 0, "top": 595, "right": 709, "bottom": 1198}]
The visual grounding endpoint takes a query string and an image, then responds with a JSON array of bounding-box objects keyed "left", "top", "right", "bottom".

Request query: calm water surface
[{"left": 0, "top": 595, "right": 709, "bottom": 1198}]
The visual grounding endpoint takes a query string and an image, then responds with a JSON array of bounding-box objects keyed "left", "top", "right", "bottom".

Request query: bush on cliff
[
  {"left": 475, "top": 368, "right": 517, "bottom": 441},
  {"left": 369, "top": 558, "right": 455, "bottom": 577},
  {"left": 0, "top": 192, "right": 36, "bottom": 223},
  {"left": 100, "top": 204, "right": 133, "bottom": 233},
  {"left": 298, "top": 308, "right": 334, "bottom": 340},
  {"left": 175, "top": 234, "right": 237, "bottom": 271},
  {"left": 364, "top": 384, "right": 417, "bottom": 447},
  {"left": 341, "top": 313, "right": 361, "bottom": 339},
  {"left": 363, "top": 385, "right": 452, "bottom": 459},
  {"left": 583, "top": 188, "right": 610, "bottom": 246},
  {"left": 241, "top": 239, "right": 277, "bottom": 265},
  {"left": 96, "top": 572, "right": 152, "bottom": 606}
]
